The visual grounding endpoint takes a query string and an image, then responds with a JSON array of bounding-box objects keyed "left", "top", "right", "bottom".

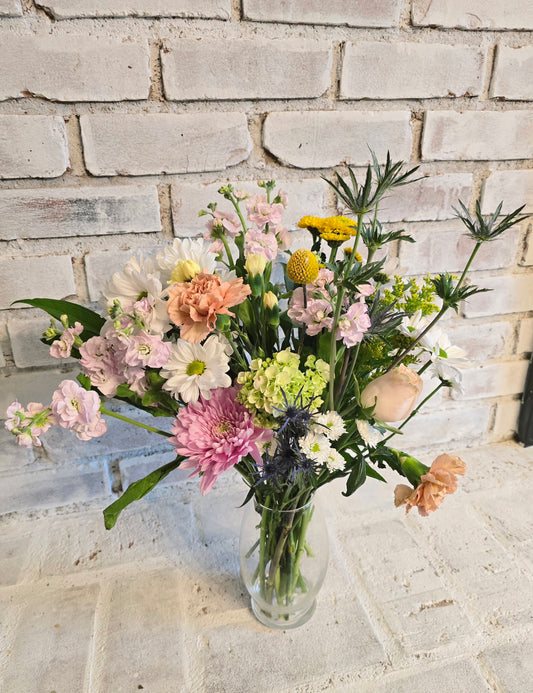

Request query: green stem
[
  {"left": 101, "top": 407, "right": 171, "bottom": 437},
  {"left": 221, "top": 234, "right": 235, "bottom": 269},
  {"left": 338, "top": 342, "right": 361, "bottom": 406}
]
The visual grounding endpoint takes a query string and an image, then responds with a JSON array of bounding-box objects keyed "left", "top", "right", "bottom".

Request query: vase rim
[{"left": 254, "top": 497, "right": 315, "bottom": 513}]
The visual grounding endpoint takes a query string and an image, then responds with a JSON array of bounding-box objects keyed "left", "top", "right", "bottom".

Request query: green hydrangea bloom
[{"left": 237, "top": 349, "right": 329, "bottom": 426}]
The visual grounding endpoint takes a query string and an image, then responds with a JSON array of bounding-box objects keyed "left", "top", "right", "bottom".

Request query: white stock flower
[
  {"left": 156, "top": 238, "right": 217, "bottom": 284},
  {"left": 313, "top": 411, "right": 346, "bottom": 441},
  {"left": 421, "top": 328, "right": 467, "bottom": 366},
  {"left": 399, "top": 310, "right": 431, "bottom": 339},
  {"left": 160, "top": 335, "right": 231, "bottom": 403},
  {"left": 429, "top": 360, "right": 465, "bottom": 394}
]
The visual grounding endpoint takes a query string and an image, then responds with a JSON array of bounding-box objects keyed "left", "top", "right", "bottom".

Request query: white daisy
[
  {"left": 324, "top": 448, "right": 346, "bottom": 472},
  {"left": 299, "top": 432, "right": 332, "bottom": 465},
  {"left": 156, "top": 238, "right": 216, "bottom": 285},
  {"left": 160, "top": 335, "right": 231, "bottom": 403},
  {"left": 429, "top": 360, "right": 465, "bottom": 394},
  {"left": 356, "top": 419, "right": 386, "bottom": 448},
  {"left": 313, "top": 411, "right": 346, "bottom": 441}
]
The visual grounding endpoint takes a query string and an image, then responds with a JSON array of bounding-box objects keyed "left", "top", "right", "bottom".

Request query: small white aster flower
[
  {"left": 324, "top": 448, "right": 346, "bottom": 472},
  {"left": 313, "top": 411, "right": 346, "bottom": 441},
  {"left": 356, "top": 419, "right": 386, "bottom": 448},
  {"left": 430, "top": 360, "right": 465, "bottom": 394},
  {"left": 299, "top": 432, "right": 332, "bottom": 465},
  {"left": 160, "top": 334, "right": 231, "bottom": 403}
]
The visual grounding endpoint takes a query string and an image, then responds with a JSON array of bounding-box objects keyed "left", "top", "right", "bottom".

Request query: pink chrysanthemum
[{"left": 169, "top": 386, "right": 272, "bottom": 495}]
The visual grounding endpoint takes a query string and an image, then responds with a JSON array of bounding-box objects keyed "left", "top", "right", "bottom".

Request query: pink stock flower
[
  {"left": 51, "top": 380, "right": 107, "bottom": 441},
  {"left": 246, "top": 194, "right": 284, "bottom": 229},
  {"left": 80, "top": 336, "right": 124, "bottom": 398},
  {"left": 244, "top": 228, "right": 279, "bottom": 262},
  {"left": 50, "top": 322, "right": 83, "bottom": 359},
  {"left": 274, "top": 224, "right": 292, "bottom": 251},
  {"left": 169, "top": 386, "right": 273, "bottom": 495},
  {"left": 204, "top": 210, "right": 241, "bottom": 238},
  {"left": 5, "top": 401, "right": 54, "bottom": 448},
  {"left": 124, "top": 331, "right": 171, "bottom": 369},
  {"left": 336, "top": 302, "right": 371, "bottom": 347},
  {"left": 395, "top": 454, "right": 467, "bottom": 516}
]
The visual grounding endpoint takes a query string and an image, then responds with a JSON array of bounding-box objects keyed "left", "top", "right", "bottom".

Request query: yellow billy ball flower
[
  {"left": 245, "top": 253, "right": 267, "bottom": 276},
  {"left": 170, "top": 259, "right": 201, "bottom": 283},
  {"left": 286, "top": 249, "right": 319, "bottom": 284}
]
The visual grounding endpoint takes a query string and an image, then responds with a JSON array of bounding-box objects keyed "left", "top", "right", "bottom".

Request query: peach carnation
[
  {"left": 394, "top": 453, "right": 466, "bottom": 516},
  {"left": 167, "top": 273, "right": 251, "bottom": 343}
]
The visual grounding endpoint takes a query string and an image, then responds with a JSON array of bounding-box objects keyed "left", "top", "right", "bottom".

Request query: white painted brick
[
  {"left": 446, "top": 321, "right": 514, "bottom": 363},
  {"left": 482, "top": 169, "right": 533, "bottom": 214},
  {"left": 243, "top": 0, "right": 401, "bottom": 27},
  {"left": 342, "top": 42, "right": 485, "bottom": 100},
  {"left": 492, "top": 399, "right": 521, "bottom": 439},
  {"left": 398, "top": 404, "right": 491, "bottom": 447},
  {"left": 0, "top": 115, "right": 69, "bottom": 179},
  {"left": 85, "top": 247, "right": 163, "bottom": 301},
  {"left": 162, "top": 38, "right": 332, "bottom": 101},
  {"left": 80, "top": 113, "right": 251, "bottom": 176},
  {"left": 102, "top": 570, "right": 187, "bottom": 692},
  {"left": 264, "top": 110, "right": 412, "bottom": 169},
  {"left": 423, "top": 110, "right": 533, "bottom": 161},
  {"left": 7, "top": 315, "right": 75, "bottom": 368},
  {"left": 1, "top": 585, "right": 98, "bottom": 692},
  {"left": 412, "top": 0, "right": 533, "bottom": 30},
  {"left": 356, "top": 661, "right": 492, "bottom": 693},
  {"left": 0, "top": 369, "right": 72, "bottom": 420},
  {"left": 399, "top": 224, "right": 519, "bottom": 274},
  {"left": 0, "top": 254, "right": 76, "bottom": 310},
  {"left": 517, "top": 317, "right": 533, "bottom": 353},
  {"left": 482, "top": 641, "right": 533, "bottom": 692},
  {"left": 492, "top": 45, "right": 533, "bottom": 101},
  {"left": 0, "top": 0, "right": 21, "bottom": 15},
  {"left": 171, "top": 178, "right": 331, "bottom": 234},
  {"left": 463, "top": 275, "right": 532, "bottom": 317},
  {"left": 378, "top": 173, "right": 472, "bottom": 222},
  {"left": 0, "top": 185, "right": 161, "bottom": 240},
  {"left": 521, "top": 226, "right": 533, "bottom": 266},
  {"left": 35, "top": 0, "right": 230, "bottom": 19},
  {"left": 455, "top": 361, "right": 529, "bottom": 400},
  {"left": 0, "top": 428, "right": 34, "bottom": 472},
  {"left": 0, "top": 531, "right": 32, "bottom": 585},
  {"left": 120, "top": 450, "right": 191, "bottom": 490},
  {"left": 0, "top": 36, "right": 149, "bottom": 102}
]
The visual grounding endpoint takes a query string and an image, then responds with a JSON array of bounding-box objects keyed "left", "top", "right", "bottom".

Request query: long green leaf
[
  {"left": 103, "top": 456, "right": 183, "bottom": 529},
  {"left": 342, "top": 455, "right": 366, "bottom": 497},
  {"left": 13, "top": 298, "right": 105, "bottom": 338}
]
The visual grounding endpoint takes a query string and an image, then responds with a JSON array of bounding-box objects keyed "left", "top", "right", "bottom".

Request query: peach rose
[
  {"left": 361, "top": 365, "right": 423, "bottom": 422},
  {"left": 394, "top": 453, "right": 467, "bottom": 516},
  {"left": 167, "top": 273, "right": 251, "bottom": 343}
]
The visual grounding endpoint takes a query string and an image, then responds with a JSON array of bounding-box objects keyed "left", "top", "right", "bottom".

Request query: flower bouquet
[{"left": 6, "top": 153, "right": 526, "bottom": 628}]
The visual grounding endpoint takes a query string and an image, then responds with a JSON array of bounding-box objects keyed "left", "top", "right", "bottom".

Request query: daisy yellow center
[
  {"left": 286, "top": 249, "right": 319, "bottom": 284},
  {"left": 186, "top": 360, "right": 206, "bottom": 376}
]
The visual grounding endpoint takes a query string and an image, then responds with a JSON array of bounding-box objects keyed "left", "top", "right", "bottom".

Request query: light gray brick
[
  {"left": 162, "top": 38, "right": 332, "bottom": 101},
  {"left": 80, "top": 113, "right": 251, "bottom": 176},
  {"left": 0, "top": 185, "right": 161, "bottom": 240},
  {"left": 0, "top": 115, "right": 69, "bottom": 179},
  {"left": 463, "top": 275, "right": 532, "bottom": 318},
  {"left": 0, "top": 585, "right": 98, "bottom": 692},
  {"left": 264, "top": 110, "right": 412, "bottom": 169},
  {"left": 0, "top": 0, "right": 21, "bottom": 15},
  {"left": 0, "top": 464, "right": 108, "bottom": 514},
  {"left": 243, "top": 0, "right": 400, "bottom": 27},
  {"left": 171, "top": 178, "right": 331, "bottom": 234},
  {"left": 399, "top": 404, "right": 491, "bottom": 447},
  {"left": 0, "top": 254, "right": 76, "bottom": 310},
  {"left": 342, "top": 42, "right": 485, "bottom": 100},
  {"left": 35, "top": 0, "right": 231, "bottom": 19},
  {"left": 422, "top": 110, "right": 533, "bottom": 161},
  {"left": 0, "top": 36, "right": 149, "bottom": 102},
  {"left": 0, "top": 531, "right": 32, "bottom": 585},
  {"left": 378, "top": 173, "right": 472, "bottom": 222},
  {"left": 399, "top": 224, "right": 519, "bottom": 273},
  {"left": 482, "top": 641, "right": 533, "bottom": 692},
  {"left": 454, "top": 361, "right": 529, "bottom": 400},
  {"left": 482, "top": 169, "right": 533, "bottom": 214},
  {"left": 0, "top": 369, "right": 72, "bottom": 420},
  {"left": 412, "top": 0, "right": 533, "bottom": 30},
  {"left": 492, "top": 45, "right": 533, "bottom": 101},
  {"left": 7, "top": 315, "right": 73, "bottom": 368},
  {"left": 446, "top": 321, "right": 513, "bottom": 363},
  {"left": 517, "top": 317, "right": 533, "bottom": 352},
  {"left": 120, "top": 450, "right": 190, "bottom": 490},
  {"left": 0, "top": 428, "right": 34, "bottom": 472},
  {"left": 102, "top": 570, "right": 187, "bottom": 692}
]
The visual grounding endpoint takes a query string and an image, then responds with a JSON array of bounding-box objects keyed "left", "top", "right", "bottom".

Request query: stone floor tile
[
  {"left": 100, "top": 569, "right": 187, "bottom": 693},
  {"left": 0, "top": 584, "right": 98, "bottom": 692},
  {"left": 0, "top": 531, "right": 32, "bottom": 585},
  {"left": 482, "top": 639, "right": 533, "bottom": 693}
]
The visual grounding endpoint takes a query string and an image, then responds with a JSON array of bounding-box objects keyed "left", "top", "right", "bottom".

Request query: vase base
[{"left": 251, "top": 598, "right": 316, "bottom": 630}]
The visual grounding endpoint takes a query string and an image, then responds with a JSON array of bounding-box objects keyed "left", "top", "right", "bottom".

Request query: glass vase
[{"left": 239, "top": 495, "right": 329, "bottom": 629}]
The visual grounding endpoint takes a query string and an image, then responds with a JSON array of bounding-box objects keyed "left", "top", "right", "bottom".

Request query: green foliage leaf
[
  {"left": 342, "top": 452, "right": 366, "bottom": 496},
  {"left": 76, "top": 373, "right": 92, "bottom": 391},
  {"left": 13, "top": 298, "right": 105, "bottom": 339},
  {"left": 365, "top": 463, "right": 386, "bottom": 483},
  {"left": 103, "top": 456, "right": 183, "bottom": 529}
]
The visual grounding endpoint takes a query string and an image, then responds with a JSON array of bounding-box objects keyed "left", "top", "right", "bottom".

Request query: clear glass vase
[{"left": 239, "top": 495, "right": 329, "bottom": 629}]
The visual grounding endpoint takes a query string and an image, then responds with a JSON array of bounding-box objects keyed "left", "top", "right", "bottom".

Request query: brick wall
[{"left": 0, "top": 1, "right": 532, "bottom": 448}]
